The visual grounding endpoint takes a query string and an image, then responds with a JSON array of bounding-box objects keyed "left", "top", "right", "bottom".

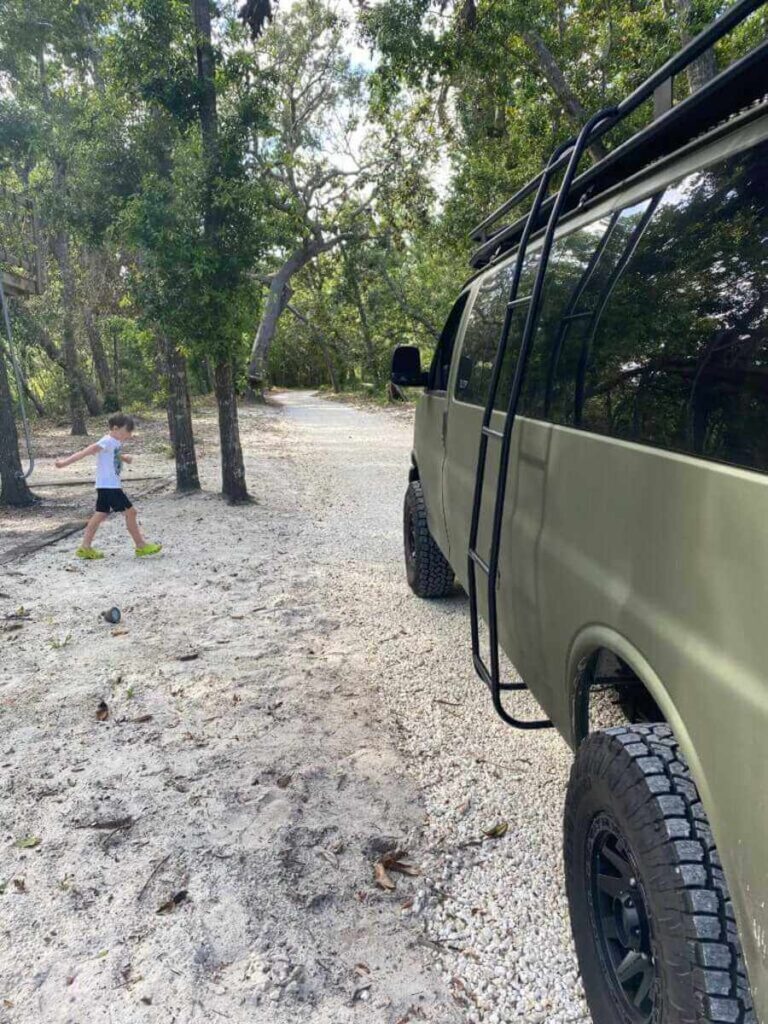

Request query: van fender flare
[{"left": 567, "top": 625, "right": 712, "bottom": 822}]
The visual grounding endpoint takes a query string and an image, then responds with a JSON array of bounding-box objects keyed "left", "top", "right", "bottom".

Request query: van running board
[{"left": 465, "top": 0, "right": 766, "bottom": 730}]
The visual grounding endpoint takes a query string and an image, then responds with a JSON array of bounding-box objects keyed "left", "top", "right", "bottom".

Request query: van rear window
[{"left": 519, "top": 134, "right": 768, "bottom": 473}]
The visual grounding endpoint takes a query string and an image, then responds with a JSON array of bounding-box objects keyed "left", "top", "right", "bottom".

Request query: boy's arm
[
  {"left": 55, "top": 443, "right": 101, "bottom": 469},
  {"left": 121, "top": 454, "right": 134, "bottom": 464}
]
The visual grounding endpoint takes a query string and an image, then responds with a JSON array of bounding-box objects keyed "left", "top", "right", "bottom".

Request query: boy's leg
[
  {"left": 83, "top": 512, "right": 108, "bottom": 549},
  {"left": 124, "top": 506, "right": 147, "bottom": 548}
]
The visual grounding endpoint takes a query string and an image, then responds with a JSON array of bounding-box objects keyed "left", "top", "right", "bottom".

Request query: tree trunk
[
  {"left": 50, "top": 230, "right": 88, "bottom": 434},
  {"left": 164, "top": 337, "right": 201, "bottom": 493},
  {"left": 0, "top": 345, "right": 36, "bottom": 507},
  {"left": 23, "top": 379, "right": 46, "bottom": 417},
  {"left": 287, "top": 301, "right": 341, "bottom": 393},
  {"left": 191, "top": 0, "right": 248, "bottom": 500},
  {"left": 33, "top": 323, "right": 101, "bottom": 416},
  {"left": 83, "top": 304, "right": 117, "bottom": 410},
  {"left": 213, "top": 359, "right": 248, "bottom": 502},
  {"left": 675, "top": 0, "right": 717, "bottom": 92},
  {"left": 522, "top": 30, "right": 609, "bottom": 163},
  {"left": 343, "top": 254, "right": 380, "bottom": 386},
  {"left": 248, "top": 238, "right": 341, "bottom": 387}
]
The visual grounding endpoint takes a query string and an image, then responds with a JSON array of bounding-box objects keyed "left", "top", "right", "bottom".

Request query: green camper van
[{"left": 392, "top": 3, "right": 767, "bottom": 1022}]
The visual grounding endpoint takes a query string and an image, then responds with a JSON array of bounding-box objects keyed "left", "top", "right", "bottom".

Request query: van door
[
  {"left": 413, "top": 293, "right": 470, "bottom": 558},
  {"left": 443, "top": 258, "right": 537, "bottom": 585}
]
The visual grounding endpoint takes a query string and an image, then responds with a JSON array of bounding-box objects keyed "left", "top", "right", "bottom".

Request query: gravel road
[{"left": 0, "top": 390, "right": 588, "bottom": 1024}]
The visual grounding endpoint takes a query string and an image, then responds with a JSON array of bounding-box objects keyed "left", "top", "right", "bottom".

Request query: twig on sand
[
  {"left": 75, "top": 816, "right": 134, "bottom": 831},
  {"left": 137, "top": 853, "right": 171, "bottom": 902}
]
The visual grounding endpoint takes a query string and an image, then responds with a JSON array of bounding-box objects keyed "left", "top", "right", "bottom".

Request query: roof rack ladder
[{"left": 467, "top": 107, "right": 619, "bottom": 729}]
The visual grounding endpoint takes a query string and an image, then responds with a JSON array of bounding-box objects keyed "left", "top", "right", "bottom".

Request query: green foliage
[{"left": 1, "top": 0, "right": 766, "bottom": 424}]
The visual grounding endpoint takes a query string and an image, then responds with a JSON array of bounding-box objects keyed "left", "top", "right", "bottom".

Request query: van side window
[
  {"left": 428, "top": 292, "right": 469, "bottom": 391},
  {"left": 577, "top": 138, "right": 768, "bottom": 472},
  {"left": 455, "top": 257, "right": 537, "bottom": 407},
  {"left": 519, "top": 200, "right": 654, "bottom": 421}
]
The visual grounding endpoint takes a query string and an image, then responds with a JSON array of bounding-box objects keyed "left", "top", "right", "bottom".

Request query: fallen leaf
[
  {"left": 373, "top": 862, "right": 396, "bottom": 891},
  {"left": 156, "top": 890, "right": 189, "bottom": 914},
  {"left": 354, "top": 963, "right": 371, "bottom": 975},
  {"left": 276, "top": 774, "right": 292, "bottom": 789},
  {"left": 129, "top": 714, "right": 153, "bottom": 724},
  {"left": 111, "top": 627, "right": 129, "bottom": 637},
  {"left": 14, "top": 836, "right": 40, "bottom": 849},
  {"left": 456, "top": 798, "right": 471, "bottom": 818},
  {"left": 13, "top": 878, "right": 26, "bottom": 892},
  {"left": 96, "top": 700, "right": 109, "bottom": 722},
  {"left": 382, "top": 850, "right": 420, "bottom": 876},
  {"left": 176, "top": 651, "right": 199, "bottom": 662},
  {"left": 482, "top": 821, "right": 508, "bottom": 840}
]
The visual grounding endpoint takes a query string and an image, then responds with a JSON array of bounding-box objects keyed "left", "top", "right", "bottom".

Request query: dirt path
[{"left": 0, "top": 391, "right": 587, "bottom": 1024}]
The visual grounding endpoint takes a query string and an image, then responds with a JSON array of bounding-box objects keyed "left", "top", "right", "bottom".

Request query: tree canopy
[{"left": 0, "top": 0, "right": 765, "bottom": 504}]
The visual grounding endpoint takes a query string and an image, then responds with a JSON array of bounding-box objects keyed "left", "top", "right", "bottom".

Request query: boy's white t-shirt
[{"left": 95, "top": 435, "right": 123, "bottom": 489}]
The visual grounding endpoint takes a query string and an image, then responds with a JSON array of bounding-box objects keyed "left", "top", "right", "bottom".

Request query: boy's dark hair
[{"left": 108, "top": 413, "right": 135, "bottom": 432}]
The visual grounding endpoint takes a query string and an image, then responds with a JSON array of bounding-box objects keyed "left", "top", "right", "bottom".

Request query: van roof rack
[{"left": 469, "top": 0, "right": 768, "bottom": 270}]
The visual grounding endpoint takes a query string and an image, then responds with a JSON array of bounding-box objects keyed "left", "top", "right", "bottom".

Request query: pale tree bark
[
  {"left": 191, "top": 0, "right": 249, "bottom": 502},
  {"left": 0, "top": 344, "right": 36, "bottom": 507},
  {"left": 50, "top": 228, "right": 88, "bottom": 434},
  {"left": 162, "top": 336, "right": 200, "bottom": 493},
  {"left": 248, "top": 236, "right": 345, "bottom": 386},
  {"left": 522, "top": 30, "right": 608, "bottom": 163}
]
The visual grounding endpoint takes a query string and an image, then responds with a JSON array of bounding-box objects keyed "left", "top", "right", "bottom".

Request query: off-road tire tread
[
  {"left": 565, "top": 724, "right": 754, "bottom": 1024},
  {"left": 404, "top": 480, "right": 454, "bottom": 598}
]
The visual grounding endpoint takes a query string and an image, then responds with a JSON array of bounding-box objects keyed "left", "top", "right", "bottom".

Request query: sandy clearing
[{"left": 0, "top": 390, "right": 588, "bottom": 1024}]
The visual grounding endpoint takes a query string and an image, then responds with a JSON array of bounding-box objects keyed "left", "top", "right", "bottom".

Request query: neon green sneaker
[
  {"left": 135, "top": 543, "right": 163, "bottom": 557},
  {"left": 76, "top": 547, "right": 104, "bottom": 560}
]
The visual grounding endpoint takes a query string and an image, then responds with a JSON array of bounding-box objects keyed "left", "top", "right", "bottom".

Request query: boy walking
[{"left": 55, "top": 413, "right": 162, "bottom": 560}]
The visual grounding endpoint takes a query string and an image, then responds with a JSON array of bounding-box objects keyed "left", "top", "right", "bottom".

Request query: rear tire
[
  {"left": 564, "top": 724, "right": 754, "bottom": 1024},
  {"left": 403, "top": 480, "right": 454, "bottom": 598}
]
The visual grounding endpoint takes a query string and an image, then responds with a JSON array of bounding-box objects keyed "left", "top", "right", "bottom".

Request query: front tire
[
  {"left": 403, "top": 480, "right": 454, "bottom": 598},
  {"left": 564, "top": 724, "right": 754, "bottom": 1024}
]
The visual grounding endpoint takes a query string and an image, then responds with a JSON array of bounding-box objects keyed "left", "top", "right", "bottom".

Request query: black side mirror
[{"left": 391, "top": 345, "right": 428, "bottom": 388}]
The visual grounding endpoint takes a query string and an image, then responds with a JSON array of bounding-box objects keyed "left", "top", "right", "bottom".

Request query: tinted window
[
  {"left": 577, "top": 139, "right": 768, "bottom": 472},
  {"left": 455, "top": 257, "right": 537, "bottom": 407},
  {"left": 429, "top": 293, "right": 469, "bottom": 391}
]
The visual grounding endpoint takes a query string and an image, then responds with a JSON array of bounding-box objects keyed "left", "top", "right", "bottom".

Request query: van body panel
[
  {"left": 442, "top": 415, "right": 768, "bottom": 1019},
  {"left": 410, "top": 108, "right": 768, "bottom": 1019}
]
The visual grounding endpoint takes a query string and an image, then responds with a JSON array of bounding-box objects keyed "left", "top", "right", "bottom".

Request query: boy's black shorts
[{"left": 96, "top": 488, "right": 133, "bottom": 514}]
